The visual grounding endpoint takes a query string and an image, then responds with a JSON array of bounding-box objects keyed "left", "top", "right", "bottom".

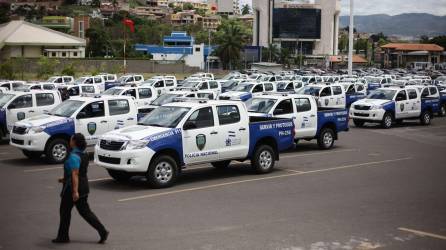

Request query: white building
[
  {"left": 0, "top": 20, "right": 86, "bottom": 59},
  {"left": 208, "top": 0, "right": 240, "bottom": 16},
  {"left": 253, "top": 0, "right": 340, "bottom": 56}
]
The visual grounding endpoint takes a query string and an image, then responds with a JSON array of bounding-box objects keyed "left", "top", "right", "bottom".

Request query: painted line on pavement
[
  {"left": 118, "top": 157, "right": 411, "bottom": 202},
  {"left": 398, "top": 227, "right": 446, "bottom": 240},
  {"left": 89, "top": 177, "right": 113, "bottom": 182}
]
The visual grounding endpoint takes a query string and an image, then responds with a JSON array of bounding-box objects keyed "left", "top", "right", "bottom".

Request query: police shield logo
[
  {"left": 324, "top": 99, "right": 329, "bottom": 106},
  {"left": 87, "top": 122, "right": 97, "bottom": 135},
  {"left": 17, "top": 112, "right": 25, "bottom": 121},
  {"left": 196, "top": 134, "right": 206, "bottom": 151},
  {"left": 400, "top": 104, "right": 405, "bottom": 112}
]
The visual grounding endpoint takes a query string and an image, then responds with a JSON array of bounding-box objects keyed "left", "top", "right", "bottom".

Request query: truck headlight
[
  {"left": 370, "top": 105, "right": 383, "bottom": 110},
  {"left": 28, "top": 126, "right": 44, "bottom": 134},
  {"left": 125, "top": 140, "right": 148, "bottom": 150}
]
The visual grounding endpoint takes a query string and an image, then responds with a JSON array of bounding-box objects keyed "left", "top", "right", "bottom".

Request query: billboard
[{"left": 272, "top": 8, "right": 321, "bottom": 39}]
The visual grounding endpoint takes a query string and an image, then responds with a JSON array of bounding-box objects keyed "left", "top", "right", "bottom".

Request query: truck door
[
  {"left": 332, "top": 85, "right": 345, "bottom": 108},
  {"left": 394, "top": 90, "right": 408, "bottom": 119},
  {"left": 107, "top": 99, "right": 135, "bottom": 129},
  {"left": 137, "top": 88, "right": 154, "bottom": 107},
  {"left": 407, "top": 89, "right": 421, "bottom": 117},
  {"left": 216, "top": 105, "right": 249, "bottom": 160},
  {"left": 318, "top": 87, "right": 332, "bottom": 108},
  {"left": 35, "top": 93, "right": 57, "bottom": 115},
  {"left": 182, "top": 107, "right": 219, "bottom": 164},
  {"left": 293, "top": 97, "right": 317, "bottom": 138},
  {"left": 75, "top": 101, "right": 110, "bottom": 145},
  {"left": 6, "top": 94, "right": 33, "bottom": 131}
]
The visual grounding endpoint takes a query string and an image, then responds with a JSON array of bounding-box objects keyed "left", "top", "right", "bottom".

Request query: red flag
[{"left": 122, "top": 18, "right": 135, "bottom": 32}]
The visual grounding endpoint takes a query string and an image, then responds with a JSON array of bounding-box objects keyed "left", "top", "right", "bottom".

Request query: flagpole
[
  {"left": 348, "top": 0, "right": 354, "bottom": 76},
  {"left": 124, "top": 23, "right": 127, "bottom": 74}
]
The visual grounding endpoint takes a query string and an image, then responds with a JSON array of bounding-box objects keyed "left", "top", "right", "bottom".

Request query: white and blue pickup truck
[
  {"left": 350, "top": 86, "right": 441, "bottom": 129},
  {"left": 296, "top": 84, "right": 346, "bottom": 109},
  {"left": 9, "top": 95, "right": 138, "bottom": 163},
  {"left": 94, "top": 100, "right": 295, "bottom": 188},
  {"left": 218, "top": 82, "right": 276, "bottom": 101},
  {"left": 0, "top": 90, "right": 62, "bottom": 138},
  {"left": 246, "top": 94, "right": 349, "bottom": 149},
  {"left": 414, "top": 85, "right": 446, "bottom": 117}
]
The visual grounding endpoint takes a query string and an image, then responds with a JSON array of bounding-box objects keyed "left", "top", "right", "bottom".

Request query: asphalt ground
[{"left": 0, "top": 118, "right": 446, "bottom": 250}]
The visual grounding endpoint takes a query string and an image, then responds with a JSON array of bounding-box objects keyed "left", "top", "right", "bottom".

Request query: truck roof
[
  {"left": 69, "top": 95, "right": 135, "bottom": 102},
  {"left": 165, "top": 100, "right": 242, "bottom": 109}
]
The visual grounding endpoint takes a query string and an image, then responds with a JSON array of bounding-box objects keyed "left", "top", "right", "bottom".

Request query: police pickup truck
[
  {"left": 296, "top": 84, "right": 346, "bottom": 109},
  {"left": 246, "top": 94, "right": 349, "bottom": 149},
  {"left": 0, "top": 90, "right": 62, "bottom": 138},
  {"left": 9, "top": 95, "right": 138, "bottom": 163},
  {"left": 95, "top": 100, "right": 295, "bottom": 188},
  {"left": 350, "top": 86, "right": 440, "bottom": 129},
  {"left": 103, "top": 86, "right": 159, "bottom": 110},
  {"left": 218, "top": 82, "right": 276, "bottom": 101}
]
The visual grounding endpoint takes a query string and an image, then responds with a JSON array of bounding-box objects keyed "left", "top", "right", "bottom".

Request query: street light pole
[{"left": 348, "top": 0, "right": 354, "bottom": 76}]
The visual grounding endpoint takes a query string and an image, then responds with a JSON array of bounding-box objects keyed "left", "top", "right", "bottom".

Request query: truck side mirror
[
  {"left": 183, "top": 121, "right": 196, "bottom": 130},
  {"left": 7, "top": 104, "right": 15, "bottom": 110},
  {"left": 77, "top": 111, "right": 88, "bottom": 119},
  {"left": 274, "top": 108, "right": 284, "bottom": 115}
]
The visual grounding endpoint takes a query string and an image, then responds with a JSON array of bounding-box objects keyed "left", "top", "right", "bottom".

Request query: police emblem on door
[
  {"left": 17, "top": 112, "right": 25, "bottom": 121},
  {"left": 400, "top": 104, "right": 405, "bottom": 112},
  {"left": 196, "top": 134, "right": 206, "bottom": 151},
  {"left": 87, "top": 122, "right": 97, "bottom": 135},
  {"left": 325, "top": 99, "right": 329, "bottom": 106}
]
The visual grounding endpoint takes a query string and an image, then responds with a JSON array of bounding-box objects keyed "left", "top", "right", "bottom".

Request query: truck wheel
[
  {"left": 45, "top": 138, "right": 69, "bottom": 164},
  {"left": 251, "top": 145, "right": 275, "bottom": 174},
  {"left": 146, "top": 155, "right": 178, "bottom": 188},
  {"left": 353, "top": 119, "right": 365, "bottom": 127},
  {"left": 439, "top": 104, "right": 446, "bottom": 117},
  {"left": 107, "top": 170, "right": 132, "bottom": 182},
  {"left": 420, "top": 111, "right": 432, "bottom": 126},
  {"left": 22, "top": 150, "right": 42, "bottom": 159},
  {"left": 317, "top": 127, "right": 335, "bottom": 150},
  {"left": 381, "top": 112, "right": 393, "bottom": 129},
  {"left": 211, "top": 161, "right": 231, "bottom": 169}
]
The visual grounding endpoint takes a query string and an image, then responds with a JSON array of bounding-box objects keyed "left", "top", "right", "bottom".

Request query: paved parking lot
[{"left": 0, "top": 119, "right": 446, "bottom": 250}]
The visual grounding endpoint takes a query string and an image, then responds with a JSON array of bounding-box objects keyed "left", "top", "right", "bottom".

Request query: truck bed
[{"left": 316, "top": 108, "right": 349, "bottom": 134}]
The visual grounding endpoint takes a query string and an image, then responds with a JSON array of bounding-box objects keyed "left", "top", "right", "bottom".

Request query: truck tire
[
  {"left": 22, "top": 150, "right": 42, "bottom": 159},
  {"left": 420, "top": 111, "right": 432, "bottom": 126},
  {"left": 45, "top": 138, "right": 69, "bottom": 164},
  {"left": 146, "top": 155, "right": 178, "bottom": 188},
  {"left": 107, "top": 170, "right": 132, "bottom": 182},
  {"left": 439, "top": 104, "right": 446, "bottom": 117},
  {"left": 317, "top": 127, "right": 335, "bottom": 150},
  {"left": 353, "top": 119, "right": 365, "bottom": 127},
  {"left": 251, "top": 144, "right": 275, "bottom": 174},
  {"left": 381, "top": 112, "right": 393, "bottom": 129},
  {"left": 211, "top": 161, "right": 231, "bottom": 169}
]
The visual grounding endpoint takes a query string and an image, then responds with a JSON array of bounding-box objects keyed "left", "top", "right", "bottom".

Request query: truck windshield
[
  {"left": 181, "top": 81, "right": 200, "bottom": 88},
  {"left": 151, "top": 94, "right": 183, "bottom": 106},
  {"left": 0, "top": 94, "right": 14, "bottom": 108},
  {"left": 276, "top": 82, "right": 290, "bottom": 91},
  {"left": 141, "top": 80, "right": 156, "bottom": 86},
  {"left": 246, "top": 98, "right": 277, "bottom": 113},
  {"left": 103, "top": 88, "right": 123, "bottom": 95},
  {"left": 139, "top": 106, "right": 190, "bottom": 128},
  {"left": 367, "top": 89, "right": 397, "bottom": 100},
  {"left": 296, "top": 86, "right": 321, "bottom": 96},
  {"left": 234, "top": 84, "right": 253, "bottom": 92},
  {"left": 51, "top": 100, "right": 85, "bottom": 117},
  {"left": 74, "top": 77, "right": 88, "bottom": 84}
]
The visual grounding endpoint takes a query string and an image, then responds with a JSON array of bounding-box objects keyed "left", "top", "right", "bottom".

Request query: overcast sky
[{"left": 239, "top": 0, "right": 446, "bottom": 16}]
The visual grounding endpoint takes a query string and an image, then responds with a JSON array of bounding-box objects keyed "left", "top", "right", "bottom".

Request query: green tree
[
  {"left": 0, "top": 60, "right": 14, "bottom": 79},
  {"left": 262, "top": 43, "right": 279, "bottom": 62},
  {"left": 214, "top": 20, "right": 250, "bottom": 69},
  {"left": 183, "top": 3, "right": 194, "bottom": 10},
  {"left": 241, "top": 4, "right": 251, "bottom": 15},
  {"left": 429, "top": 36, "right": 446, "bottom": 49},
  {"left": 419, "top": 35, "right": 430, "bottom": 44},
  {"left": 0, "top": 1, "right": 10, "bottom": 24},
  {"left": 279, "top": 48, "right": 291, "bottom": 67},
  {"left": 61, "top": 63, "right": 76, "bottom": 77},
  {"left": 37, "top": 57, "right": 59, "bottom": 79}
]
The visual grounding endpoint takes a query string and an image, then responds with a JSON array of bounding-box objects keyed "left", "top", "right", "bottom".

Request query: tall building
[
  {"left": 253, "top": 0, "right": 340, "bottom": 56},
  {"left": 208, "top": 0, "right": 240, "bottom": 16}
]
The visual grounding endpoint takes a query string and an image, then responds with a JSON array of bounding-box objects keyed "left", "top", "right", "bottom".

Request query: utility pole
[
  {"left": 207, "top": 29, "right": 211, "bottom": 73},
  {"left": 348, "top": 0, "right": 354, "bottom": 76}
]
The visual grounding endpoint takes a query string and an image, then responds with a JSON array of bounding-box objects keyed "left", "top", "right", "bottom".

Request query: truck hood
[
  {"left": 101, "top": 125, "right": 171, "bottom": 141},
  {"left": 14, "top": 114, "right": 71, "bottom": 128},
  {"left": 353, "top": 99, "right": 392, "bottom": 106},
  {"left": 219, "top": 91, "right": 252, "bottom": 101}
]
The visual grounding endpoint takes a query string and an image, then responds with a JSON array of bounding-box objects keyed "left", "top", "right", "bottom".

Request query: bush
[
  {"left": 0, "top": 60, "right": 15, "bottom": 80},
  {"left": 61, "top": 63, "right": 76, "bottom": 77},
  {"left": 37, "top": 57, "right": 59, "bottom": 79}
]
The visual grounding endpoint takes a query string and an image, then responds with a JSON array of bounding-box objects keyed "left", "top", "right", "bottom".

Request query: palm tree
[
  {"left": 241, "top": 4, "right": 251, "bottom": 15},
  {"left": 262, "top": 43, "right": 279, "bottom": 62},
  {"left": 214, "top": 20, "right": 249, "bottom": 70}
]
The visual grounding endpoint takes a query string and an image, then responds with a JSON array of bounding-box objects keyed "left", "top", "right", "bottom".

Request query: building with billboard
[{"left": 253, "top": 0, "right": 340, "bottom": 56}]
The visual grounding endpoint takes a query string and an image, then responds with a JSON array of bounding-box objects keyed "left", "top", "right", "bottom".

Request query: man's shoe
[
  {"left": 98, "top": 230, "right": 109, "bottom": 244},
  {"left": 52, "top": 238, "right": 70, "bottom": 244}
]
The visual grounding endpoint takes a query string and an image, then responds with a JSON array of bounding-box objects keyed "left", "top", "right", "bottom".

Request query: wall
[{"left": 6, "top": 58, "right": 202, "bottom": 74}]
